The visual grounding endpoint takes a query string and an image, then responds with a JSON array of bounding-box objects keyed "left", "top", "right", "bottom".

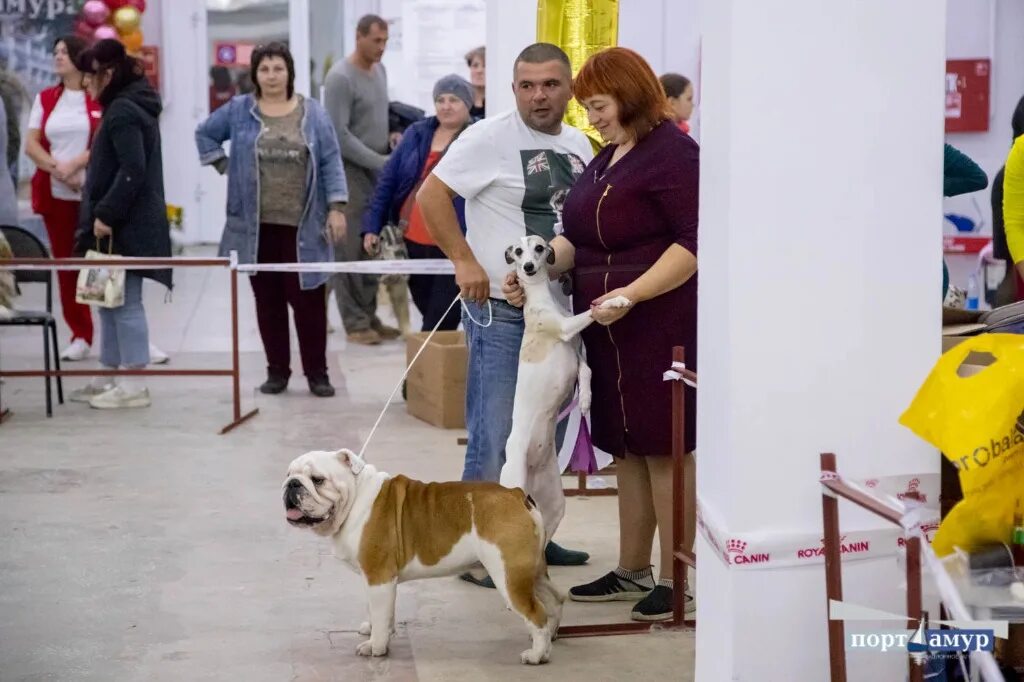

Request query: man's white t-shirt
[
  {"left": 28, "top": 89, "right": 91, "bottom": 201},
  {"left": 432, "top": 109, "right": 593, "bottom": 300}
]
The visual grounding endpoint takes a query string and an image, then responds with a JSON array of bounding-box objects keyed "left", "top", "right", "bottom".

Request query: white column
[
  {"left": 289, "top": 0, "right": 311, "bottom": 97},
  {"left": 695, "top": 1, "right": 946, "bottom": 680},
  {"left": 156, "top": 0, "right": 210, "bottom": 244},
  {"left": 484, "top": 0, "right": 535, "bottom": 116}
]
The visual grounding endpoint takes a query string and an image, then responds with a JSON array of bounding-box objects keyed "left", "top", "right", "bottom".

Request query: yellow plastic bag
[{"left": 899, "top": 334, "right": 1024, "bottom": 555}]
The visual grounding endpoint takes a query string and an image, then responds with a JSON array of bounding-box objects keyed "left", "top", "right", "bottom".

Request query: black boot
[
  {"left": 308, "top": 374, "right": 335, "bottom": 398},
  {"left": 259, "top": 373, "right": 289, "bottom": 394}
]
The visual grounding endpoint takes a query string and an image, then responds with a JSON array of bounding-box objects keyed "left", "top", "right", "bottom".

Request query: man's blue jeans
[
  {"left": 461, "top": 299, "right": 522, "bottom": 482},
  {"left": 461, "top": 298, "right": 567, "bottom": 482}
]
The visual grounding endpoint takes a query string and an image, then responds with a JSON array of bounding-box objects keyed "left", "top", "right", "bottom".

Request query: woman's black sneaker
[
  {"left": 631, "top": 585, "right": 674, "bottom": 622},
  {"left": 569, "top": 571, "right": 653, "bottom": 602},
  {"left": 308, "top": 375, "right": 335, "bottom": 397},
  {"left": 259, "top": 375, "right": 288, "bottom": 394}
]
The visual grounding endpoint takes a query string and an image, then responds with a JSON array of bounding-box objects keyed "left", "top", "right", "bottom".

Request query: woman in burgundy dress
[{"left": 504, "top": 47, "right": 698, "bottom": 621}]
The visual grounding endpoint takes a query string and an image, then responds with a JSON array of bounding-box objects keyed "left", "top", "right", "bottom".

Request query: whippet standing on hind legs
[{"left": 500, "top": 235, "right": 630, "bottom": 541}]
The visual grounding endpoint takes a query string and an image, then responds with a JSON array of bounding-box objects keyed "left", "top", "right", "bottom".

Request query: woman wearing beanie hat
[{"left": 363, "top": 74, "right": 474, "bottom": 331}]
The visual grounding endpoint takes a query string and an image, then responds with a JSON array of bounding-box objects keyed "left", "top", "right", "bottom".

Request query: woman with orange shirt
[{"left": 363, "top": 75, "right": 473, "bottom": 331}]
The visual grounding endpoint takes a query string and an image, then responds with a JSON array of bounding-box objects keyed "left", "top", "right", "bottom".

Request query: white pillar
[
  {"left": 695, "top": 1, "right": 946, "bottom": 680},
  {"left": 157, "top": 0, "right": 210, "bottom": 245},
  {"left": 484, "top": 0, "right": 535, "bottom": 116},
  {"left": 289, "top": 0, "right": 311, "bottom": 97}
]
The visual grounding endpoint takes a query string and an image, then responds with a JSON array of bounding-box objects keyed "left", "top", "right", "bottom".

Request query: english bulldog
[{"left": 283, "top": 448, "right": 564, "bottom": 664}]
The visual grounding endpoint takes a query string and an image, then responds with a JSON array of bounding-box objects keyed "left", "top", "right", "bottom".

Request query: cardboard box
[{"left": 405, "top": 331, "right": 467, "bottom": 429}]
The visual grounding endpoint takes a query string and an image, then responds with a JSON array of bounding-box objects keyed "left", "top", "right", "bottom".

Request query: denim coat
[
  {"left": 194, "top": 94, "right": 348, "bottom": 290},
  {"left": 363, "top": 116, "right": 466, "bottom": 236}
]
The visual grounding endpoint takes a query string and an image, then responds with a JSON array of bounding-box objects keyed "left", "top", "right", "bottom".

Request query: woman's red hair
[{"left": 573, "top": 47, "right": 673, "bottom": 141}]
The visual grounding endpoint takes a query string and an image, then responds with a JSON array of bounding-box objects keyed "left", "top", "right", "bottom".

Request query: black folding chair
[{"left": 0, "top": 225, "right": 64, "bottom": 416}]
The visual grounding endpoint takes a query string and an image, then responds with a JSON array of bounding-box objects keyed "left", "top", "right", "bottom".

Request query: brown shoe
[
  {"left": 372, "top": 322, "right": 402, "bottom": 341},
  {"left": 347, "top": 329, "right": 382, "bottom": 345}
]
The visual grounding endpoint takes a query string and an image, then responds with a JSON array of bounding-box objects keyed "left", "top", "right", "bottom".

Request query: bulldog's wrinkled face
[
  {"left": 504, "top": 235, "right": 555, "bottom": 283},
  {"left": 282, "top": 449, "right": 363, "bottom": 537}
]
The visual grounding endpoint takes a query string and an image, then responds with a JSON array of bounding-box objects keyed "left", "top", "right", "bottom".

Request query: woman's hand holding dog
[
  {"left": 591, "top": 287, "right": 635, "bottom": 325},
  {"left": 502, "top": 272, "right": 524, "bottom": 308}
]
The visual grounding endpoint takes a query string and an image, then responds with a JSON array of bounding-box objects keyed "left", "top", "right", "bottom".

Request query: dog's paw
[
  {"left": 598, "top": 295, "right": 631, "bottom": 310},
  {"left": 356, "top": 639, "right": 389, "bottom": 657},
  {"left": 357, "top": 621, "right": 372, "bottom": 636},
  {"left": 520, "top": 647, "right": 551, "bottom": 665}
]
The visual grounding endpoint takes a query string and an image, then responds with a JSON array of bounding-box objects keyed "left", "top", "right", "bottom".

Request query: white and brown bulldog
[{"left": 283, "top": 449, "right": 564, "bottom": 664}]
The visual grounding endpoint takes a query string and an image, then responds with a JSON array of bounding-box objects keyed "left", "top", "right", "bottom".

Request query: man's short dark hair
[
  {"left": 513, "top": 43, "right": 571, "bottom": 78},
  {"left": 357, "top": 14, "right": 388, "bottom": 36}
]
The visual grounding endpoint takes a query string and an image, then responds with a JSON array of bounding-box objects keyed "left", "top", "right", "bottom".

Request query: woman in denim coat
[{"left": 195, "top": 43, "right": 348, "bottom": 397}]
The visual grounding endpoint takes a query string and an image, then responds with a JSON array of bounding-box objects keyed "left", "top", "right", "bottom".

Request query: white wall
[{"left": 694, "top": 0, "right": 945, "bottom": 679}]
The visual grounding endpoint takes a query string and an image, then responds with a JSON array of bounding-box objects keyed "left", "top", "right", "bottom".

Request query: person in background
[
  {"left": 942, "top": 144, "right": 988, "bottom": 300},
  {"left": 0, "top": 56, "right": 26, "bottom": 188},
  {"left": 71, "top": 40, "right": 172, "bottom": 409},
  {"left": 1004, "top": 111, "right": 1024, "bottom": 295},
  {"left": 418, "top": 43, "right": 594, "bottom": 584},
  {"left": 506, "top": 47, "right": 700, "bottom": 621},
  {"left": 323, "top": 14, "right": 398, "bottom": 346},
  {"left": 196, "top": 42, "right": 348, "bottom": 398},
  {"left": 0, "top": 96, "right": 18, "bottom": 227},
  {"left": 208, "top": 65, "right": 236, "bottom": 113},
  {"left": 24, "top": 36, "right": 100, "bottom": 362},
  {"left": 659, "top": 73, "right": 694, "bottom": 135},
  {"left": 991, "top": 95, "right": 1024, "bottom": 306},
  {"left": 465, "top": 46, "right": 485, "bottom": 119},
  {"left": 363, "top": 75, "right": 473, "bottom": 332}
]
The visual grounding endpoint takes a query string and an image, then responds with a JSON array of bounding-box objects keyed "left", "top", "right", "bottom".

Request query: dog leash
[{"left": 357, "top": 294, "right": 494, "bottom": 460}]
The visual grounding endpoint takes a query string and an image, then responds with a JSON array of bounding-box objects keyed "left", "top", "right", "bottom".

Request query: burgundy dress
[{"left": 562, "top": 121, "right": 698, "bottom": 456}]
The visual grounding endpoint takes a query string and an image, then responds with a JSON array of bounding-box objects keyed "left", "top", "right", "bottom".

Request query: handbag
[{"left": 75, "top": 238, "right": 125, "bottom": 308}]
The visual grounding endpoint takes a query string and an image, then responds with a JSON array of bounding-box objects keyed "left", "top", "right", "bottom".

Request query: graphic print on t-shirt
[{"left": 520, "top": 149, "right": 587, "bottom": 240}]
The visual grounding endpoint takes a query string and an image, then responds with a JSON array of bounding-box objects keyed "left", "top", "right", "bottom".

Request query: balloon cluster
[{"left": 77, "top": 0, "right": 147, "bottom": 54}]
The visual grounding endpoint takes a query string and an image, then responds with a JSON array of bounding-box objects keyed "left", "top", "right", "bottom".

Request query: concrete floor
[{"left": 0, "top": 248, "right": 693, "bottom": 681}]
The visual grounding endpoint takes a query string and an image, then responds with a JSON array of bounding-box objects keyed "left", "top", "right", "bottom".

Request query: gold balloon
[
  {"left": 536, "top": 0, "right": 619, "bottom": 147},
  {"left": 113, "top": 6, "right": 142, "bottom": 35}
]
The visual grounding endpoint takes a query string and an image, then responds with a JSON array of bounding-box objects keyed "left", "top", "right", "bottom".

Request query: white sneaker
[
  {"left": 149, "top": 343, "right": 169, "bottom": 365},
  {"left": 60, "top": 339, "right": 91, "bottom": 361},
  {"left": 69, "top": 380, "right": 115, "bottom": 403},
  {"left": 88, "top": 385, "right": 151, "bottom": 409}
]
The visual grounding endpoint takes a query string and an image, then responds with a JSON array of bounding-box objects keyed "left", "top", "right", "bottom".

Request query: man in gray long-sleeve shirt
[{"left": 324, "top": 14, "right": 398, "bottom": 344}]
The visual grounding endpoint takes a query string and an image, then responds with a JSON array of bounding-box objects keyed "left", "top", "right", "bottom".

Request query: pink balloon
[
  {"left": 93, "top": 25, "right": 119, "bottom": 41},
  {"left": 81, "top": 0, "right": 110, "bottom": 27}
]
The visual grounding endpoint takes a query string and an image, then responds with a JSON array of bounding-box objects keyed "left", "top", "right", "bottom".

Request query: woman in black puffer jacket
[{"left": 73, "top": 39, "right": 171, "bottom": 410}]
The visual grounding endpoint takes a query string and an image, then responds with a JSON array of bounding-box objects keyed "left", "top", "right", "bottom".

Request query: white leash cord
[{"left": 357, "top": 295, "right": 495, "bottom": 460}]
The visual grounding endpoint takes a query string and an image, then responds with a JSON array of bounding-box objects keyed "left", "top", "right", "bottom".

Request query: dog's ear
[
  {"left": 336, "top": 449, "right": 365, "bottom": 475},
  {"left": 546, "top": 246, "right": 556, "bottom": 265},
  {"left": 504, "top": 245, "right": 515, "bottom": 265}
]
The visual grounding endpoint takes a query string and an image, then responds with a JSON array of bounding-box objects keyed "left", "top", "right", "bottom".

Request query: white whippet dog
[{"left": 500, "top": 235, "right": 630, "bottom": 541}]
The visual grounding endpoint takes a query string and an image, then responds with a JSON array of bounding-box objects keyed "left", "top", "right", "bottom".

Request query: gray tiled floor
[{"left": 0, "top": 247, "right": 693, "bottom": 681}]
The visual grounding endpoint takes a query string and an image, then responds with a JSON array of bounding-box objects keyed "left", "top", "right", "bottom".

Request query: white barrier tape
[
  {"left": 2, "top": 257, "right": 455, "bottom": 275},
  {"left": 234, "top": 259, "right": 455, "bottom": 275},
  {"left": 2, "top": 259, "right": 227, "bottom": 271},
  {"left": 662, "top": 361, "right": 698, "bottom": 388},
  {"left": 697, "top": 489, "right": 941, "bottom": 571},
  {"left": 819, "top": 470, "right": 840, "bottom": 498}
]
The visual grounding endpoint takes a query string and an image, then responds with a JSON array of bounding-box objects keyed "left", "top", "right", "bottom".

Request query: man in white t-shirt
[{"left": 418, "top": 43, "right": 594, "bottom": 581}]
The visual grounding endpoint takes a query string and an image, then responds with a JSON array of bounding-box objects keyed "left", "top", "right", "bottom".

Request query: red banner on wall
[
  {"left": 945, "top": 59, "right": 990, "bottom": 133},
  {"left": 139, "top": 46, "right": 160, "bottom": 95}
]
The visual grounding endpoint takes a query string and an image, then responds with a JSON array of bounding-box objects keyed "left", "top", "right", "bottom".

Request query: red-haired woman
[{"left": 504, "top": 47, "right": 698, "bottom": 621}]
